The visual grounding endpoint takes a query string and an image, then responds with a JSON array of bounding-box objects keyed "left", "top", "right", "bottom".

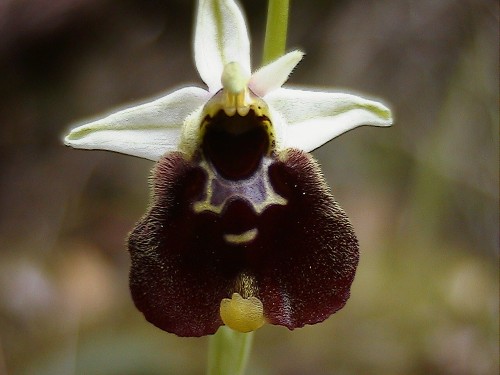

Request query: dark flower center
[{"left": 201, "top": 110, "right": 271, "bottom": 180}]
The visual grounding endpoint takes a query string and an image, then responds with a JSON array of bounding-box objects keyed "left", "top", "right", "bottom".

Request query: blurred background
[{"left": 0, "top": 0, "right": 498, "bottom": 374}]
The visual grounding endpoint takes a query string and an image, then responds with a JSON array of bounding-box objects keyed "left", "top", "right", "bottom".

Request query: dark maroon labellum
[{"left": 127, "top": 109, "right": 359, "bottom": 337}]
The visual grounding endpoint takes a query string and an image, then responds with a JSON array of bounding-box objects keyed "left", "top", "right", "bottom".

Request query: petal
[
  {"left": 64, "top": 87, "right": 209, "bottom": 161},
  {"left": 249, "top": 50, "right": 304, "bottom": 97},
  {"left": 265, "top": 87, "right": 393, "bottom": 152},
  {"left": 194, "top": 0, "right": 251, "bottom": 93},
  {"left": 128, "top": 145, "right": 358, "bottom": 335}
]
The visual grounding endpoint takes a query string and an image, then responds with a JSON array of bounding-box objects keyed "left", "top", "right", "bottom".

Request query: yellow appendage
[{"left": 220, "top": 293, "right": 265, "bottom": 333}]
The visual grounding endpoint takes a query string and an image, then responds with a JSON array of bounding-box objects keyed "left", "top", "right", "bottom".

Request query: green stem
[
  {"left": 207, "top": 326, "right": 254, "bottom": 375},
  {"left": 262, "top": 0, "right": 290, "bottom": 64}
]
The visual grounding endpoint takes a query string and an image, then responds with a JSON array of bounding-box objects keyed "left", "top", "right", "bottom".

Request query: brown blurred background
[{"left": 0, "top": 0, "right": 498, "bottom": 374}]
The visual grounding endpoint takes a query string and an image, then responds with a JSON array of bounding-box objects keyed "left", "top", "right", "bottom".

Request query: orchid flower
[{"left": 64, "top": 0, "right": 392, "bottom": 337}]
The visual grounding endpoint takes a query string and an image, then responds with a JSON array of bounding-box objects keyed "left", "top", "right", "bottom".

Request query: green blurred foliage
[{"left": 0, "top": 0, "right": 497, "bottom": 374}]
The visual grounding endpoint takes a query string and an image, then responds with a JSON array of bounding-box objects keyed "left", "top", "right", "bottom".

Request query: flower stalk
[
  {"left": 263, "top": 0, "right": 289, "bottom": 64},
  {"left": 207, "top": 327, "right": 254, "bottom": 375}
]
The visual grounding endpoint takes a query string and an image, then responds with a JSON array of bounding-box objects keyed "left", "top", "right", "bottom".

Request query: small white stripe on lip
[{"left": 223, "top": 228, "right": 258, "bottom": 244}]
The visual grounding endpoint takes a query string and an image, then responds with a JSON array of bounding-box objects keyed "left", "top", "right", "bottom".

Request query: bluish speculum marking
[{"left": 192, "top": 89, "right": 287, "bottom": 244}]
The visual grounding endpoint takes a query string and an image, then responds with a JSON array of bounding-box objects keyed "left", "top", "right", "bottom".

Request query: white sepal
[
  {"left": 194, "top": 0, "right": 251, "bottom": 93},
  {"left": 265, "top": 87, "right": 393, "bottom": 152},
  {"left": 64, "top": 87, "right": 209, "bottom": 161}
]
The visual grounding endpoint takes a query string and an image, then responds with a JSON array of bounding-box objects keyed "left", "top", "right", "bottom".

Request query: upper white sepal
[{"left": 194, "top": 0, "right": 251, "bottom": 93}]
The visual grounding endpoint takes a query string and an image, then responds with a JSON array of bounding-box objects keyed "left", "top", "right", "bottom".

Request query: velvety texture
[{"left": 128, "top": 148, "right": 359, "bottom": 337}]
